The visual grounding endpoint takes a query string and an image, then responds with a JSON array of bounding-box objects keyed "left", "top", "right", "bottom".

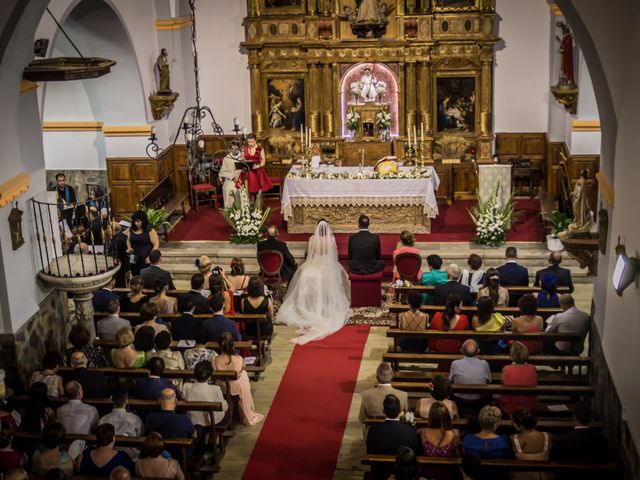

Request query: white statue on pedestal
[{"left": 359, "top": 67, "right": 378, "bottom": 103}]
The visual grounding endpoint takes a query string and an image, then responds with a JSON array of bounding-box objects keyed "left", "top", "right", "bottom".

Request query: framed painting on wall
[
  {"left": 436, "top": 76, "right": 476, "bottom": 133},
  {"left": 262, "top": 0, "right": 306, "bottom": 15},
  {"left": 266, "top": 77, "right": 306, "bottom": 132}
]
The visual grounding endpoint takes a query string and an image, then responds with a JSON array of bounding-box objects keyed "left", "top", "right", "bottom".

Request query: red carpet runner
[{"left": 242, "top": 324, "right": 371, "bottom": 479}]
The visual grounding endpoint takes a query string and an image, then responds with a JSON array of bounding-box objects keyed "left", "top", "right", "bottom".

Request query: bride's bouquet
[{"left": 220, "top": 185, "right": 270, "bottom": 244}]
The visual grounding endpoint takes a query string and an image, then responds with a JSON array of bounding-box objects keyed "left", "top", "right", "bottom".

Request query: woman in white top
[{"left": 460, "top": 253, "right": 485, "bottom": 293}]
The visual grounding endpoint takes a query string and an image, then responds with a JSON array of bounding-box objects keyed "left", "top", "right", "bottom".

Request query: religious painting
[
  {"left": 433, "top": 0, "right": 476, "bottom": 10},
  {"left": 266, "top": 78, "right": 306, "bottom": 132},
  {"left": 262, "top": 0, "right": 306, "bottom": 14},
  {"left": 436, "top": 76, "right": 476, "bottom": 133}
]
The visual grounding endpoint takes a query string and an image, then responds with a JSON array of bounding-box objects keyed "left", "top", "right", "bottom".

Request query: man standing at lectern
[{"left": 348, "top": 214, "right": 384, "bottom": 275}]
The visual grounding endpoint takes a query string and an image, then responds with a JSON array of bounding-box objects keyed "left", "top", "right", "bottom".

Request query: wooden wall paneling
[
  {"left": 569, "top": 154, "right": 600, "bottom": 180},
  {"left": 108, "top": 162, "right": 133, "bottom": 181},
  {"left": 133, "top": 162, "right": 159, "bottom": 182},
  {"left": 435, "top": 163, "right": 453, "bottom": 204},
  {"left": 342, "top": 141, "right": 392, "bottom": 166},
  {"left": 171, "top": 145, "right": 189, "bottom": 200},
  {"left": 453, "top": 163, "right": 477, "bottom": 200},
  {"left": 521, "top": 134, "right": 546, "bottom": 157},
  {"left": 110, "top": 184, "right": 135, "bottom": 215},
  {"left": 496, "top": 134, "right": 521, "bottom": 158}
]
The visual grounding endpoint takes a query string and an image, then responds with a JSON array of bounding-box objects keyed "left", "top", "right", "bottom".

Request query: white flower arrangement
[
  {"left": 399, "top": 411, "right": 416, "bottom": 427},
  {"left": 345, "top": 108, "right": 360, "bottom": 131},
  {"left": 375, "top": 109, "right": 391, "bottom": 130},
  {"left": 468, "top": 184, "right": 518, "bottom": 247},
  {"left": 375, "top": 80, "right": 387, "bottom": 97},
  {"left": 220, "top": 185, "right": 271, "bottom": 244},
  {"left": 350, "top": 82, "right": 362, "bottom": 98}
]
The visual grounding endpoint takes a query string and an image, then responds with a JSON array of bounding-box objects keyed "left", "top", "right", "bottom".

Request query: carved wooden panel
[
  {"left": 133, "top": 162, "right": 158, "bottom": 182},
  {"left": 453, "top": 163, "right": 477, "bottom": 199},
  {"left": 134, "top": 183, "right": 156, "bottom": 204},
  {"left": 569, "top": 155, "right": 600, "bottom": 179},
  {"left": 110, "top": 184, "right": 136, "bottom": 214},
  {"left": 435, "top": 163, "right": 453, "bottom": 204},
  {"left": 108, "top": 163, "right": 133, "bottom": 182},
  {"left": 342, "top": 141, "right": 393, "bottom": 166}
]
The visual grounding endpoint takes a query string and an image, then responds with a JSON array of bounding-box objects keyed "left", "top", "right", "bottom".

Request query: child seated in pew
[{"left": 398, "top": 292, "right": 429, "bottom": 352}]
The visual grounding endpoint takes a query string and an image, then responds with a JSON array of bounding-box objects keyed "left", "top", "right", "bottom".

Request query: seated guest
[
  {"left": 449, "top": 340, "right": 490, "bottom": 405},
  {"left": 19, "top": 382, "right": 56, "bottom": 434},
  {"left": 208, "top": 269, "right": 235, "bottom": 315},
  {"left": 181, "top": 361, "right": 229, "bottom": 454},
  {"left": 197, "top": 255, "right": 214, "bottom": 291},
  {"left": 511, "top": 294, "right": 544, "bottom": 354},
  {"left": 418, "top": 401, "right": 460, "bottom": 458},
  {"left": 433, "top": 264, "right": 473, "bottom": 306},
  {"left": 534, "top": 251, "right": 574, "bottom": 293},
  {"left": 536, "top": 273, "right": 560, "bottom": 321},
  {"left": 148, "top": 279, "right": 177, "bottom": 315},
  {"left": 366, "top": 394, "right": 420, "bottom": 480},
  {"left": 227, "top": 257, "right": 250, "bottom": 291},
  {"left": 182, "top": 327, "right": 217, "bottom": 370},
  {"left": 134, "top": 303, "right": 168, "bottom": 335},
  {"left": 31, "top": 423, "right": 74, "bottom": 476},
  {"left": 551, "top": 402, "right": 608, "bottom": 462},
  {"left": 140, "top": 249, "right": 175, "bottom": 291},
  {"left": 98, "top": 388, "right": 143, "bottom": 460},
  {"left": 213, "top": 332, "right": 263, "bottom": 425},
  {"left": 510, "top": 408, "right": 552, "bottom": 479},
  {"left": 460, "top": 253, "right": 485, "bottom": 294},
  {"left": 397, "top": 292, "right": 429, "bottom": 352},
  {"left": 76, "top": 423, "right": 134, "bottom": 476},
  {"left": 172, "top": 297, "right": 201, "bottom": 341},
  {"left": 119, "top": 276, "right": 149, "bottom": 314},
  {"left": 56, "top": 381, "right": 99, "bottom": 435},
  {"left": 64, "top": 351, "right": 110, "bottom": 399},
  {"left": 462, "top": 405, "right": 512, "bottom": 459},
  {"left": 0, "top": 420, "right": 26, "bottom": 473},
  {"left": 97, "top": 299, "right": 131, "bottom": 340},
  {"left": 241, "top": 276, "right": 274, "bottom": 338},
  {"left": 29, "top": 351, "right": 64, "bottom": 397},
  {"left": 545, "top": 294, "right": 590, "bottom": 355},
  {"left": 110, "top": 466, "right": 132, "bottom": 480},
  {"left": 420, "top": 254, "right": 448, "bottom": 304},
  {"left": 416, "top": 375, "right": 459, "bottom": 419},
  {"left": 257, "top": 225, "right": 298, "bottom": 282},
  {"left": 144, "top": 389, "right": 195, "bottom": 460},
  {"left": 111, "top": 327, "right": 146, "bottom": 368},
  {"left": 135, "top": 325, "right": 158, "bottom": 356},
  {"left": 392, "top": 230, "right": 423, "bottom": 282},
  {"left": 177, "top": 273, "right": 211, "bottom": 315},
  {"left": 149, "top": 331, "right": 185, "bottom": 390},
  {"left": 387, "top": 446, "right": 424, "bottom": 480},
  {"left": 472, "top": 297, "right": 508, "bottom": 354},
  {"left": 348, "top": 214, "right": 384, "bottom": 274},
  {"left": 133, "top": 357, "right": 177, "bottom": 400},
  {"left": 66, "top": 324, "right": 108, "bottom": 367},
  {"left": 0, "top": 402, "right": 16, "bottom": 433},
  {"left": 499, "top": 342, "right": 539, "bottom": 415},
  {"left": 4, "top": 467, "right": 29, "bottom": 480},
  {"left": 429, "top": 295, "right": 469, "bottom": 354},
  {"left": 477, "top": 267, "right": 510, "bottom": 307},
  {"left": 497, "top": 247, "right": 529, "bottom": 287},
  {"left": 202, "top": 295, "right": 241, "bottom": 342},
  {"left": 359, "top": 362, "right": 409, "bottom": 422},
  {"left": 93, "top": 278, "right": 119, "bottom": 312},
  {"left": 135, "top": 432, "right": 185, "bottom": 480}
]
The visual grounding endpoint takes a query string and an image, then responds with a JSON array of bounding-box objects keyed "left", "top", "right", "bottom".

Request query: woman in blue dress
[{"left": 77, "top": 424, "right": 134, "bottom": 476}]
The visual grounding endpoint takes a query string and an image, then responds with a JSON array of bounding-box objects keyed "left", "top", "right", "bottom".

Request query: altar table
[{"left": 281, "top": 166, "right": 440, "bottom": 233}]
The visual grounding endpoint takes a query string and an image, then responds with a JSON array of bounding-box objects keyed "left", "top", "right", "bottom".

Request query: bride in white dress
[{"left": 277, "top": 220, "right": 351, "bottom": 345}]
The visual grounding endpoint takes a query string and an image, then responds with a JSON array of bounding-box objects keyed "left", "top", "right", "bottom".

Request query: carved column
[
  {"left": 332, "top": 62, "right": 341, "bottom": 137},
  {"left": 405, "top": 61, "right": 417, "bottom": 138},
  {"left": 309, "top": 62, "right": 321, "bottom": 136},
  {"left": 249, "top": 52, "right": 264, "bottom": 137},
  {"left": 398, "top": 62, "right": 405, "bottom": 141},
  {"left": 416, "top": 59, "right": 432, "bottom": 159},
  {"left": 308, "top": 0, "right": 317, "bottom": 15},
  {"left": 479, "top": 48, "right": 493, "bottom": 138},
  {"left": 322, "top": 61, "right": 333, "bottom": 137}
]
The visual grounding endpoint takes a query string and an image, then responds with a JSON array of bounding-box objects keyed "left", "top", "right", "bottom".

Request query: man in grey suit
[
  {"left": 140, "top": 249, "right": 176, "bottom": 291},
  {"left": 97, "top": 300, "right": 131, "bottom": 340},
  {"left": 545, "top": 294, "right": 590, "bottom": 354},
  {"left": 359, "top": 362, "right": 408, "bottom": 423}
]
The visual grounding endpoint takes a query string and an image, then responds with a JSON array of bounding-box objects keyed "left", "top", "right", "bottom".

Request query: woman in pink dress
[
  {"left": 240, "top": 133, "right": 272, "bottom": 195},
  {"left": 392, "top": 231, "right": 423, "bottom": 282}
]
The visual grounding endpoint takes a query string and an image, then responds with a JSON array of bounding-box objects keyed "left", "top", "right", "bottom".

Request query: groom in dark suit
[{"left": 348, "top": 215, "right": 384, "bottom": 275}]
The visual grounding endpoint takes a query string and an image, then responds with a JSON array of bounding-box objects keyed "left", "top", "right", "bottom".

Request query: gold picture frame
[
  {"left": 432, "top": 0, "right": 478, "bottom": 12},
  {"left": 261, "top": 0, "right": 306, "bottom": 15},
  {"left": 433, "top": 72, "right": 479, "bottom": 136},
  {"left": 264, "top": 75, "right": 308, "bottom": 135}
]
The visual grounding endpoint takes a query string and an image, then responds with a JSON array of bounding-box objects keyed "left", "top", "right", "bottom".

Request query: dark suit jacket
[
  {"left": 171, "top": 313, "right": 203, "bottom": 341},
  {"left": 534, "top": 265, "right": 574, "bottom": 293},
  {"left": 177, "top": 291, "right": 212, "bottom": 315},
  {"left": 366, "top": 420, "right": 421, "bottom": 480},
  {"left": 348, "top": 230, "right": 384, "bottom": 274},
  {"left": 92, "top": 288, "right": 120, "bottom": 312},
  {"left": 432, "top": 281, "right": 473, "bottom": 306},
  {"left": 551, "top": 428, "right": 609, "bottom": 462},
  {"left": 497, "top": 262, "right": 530, "bottom": 286},
  {"left": 202, "top": 314, "right": 241, "bottom": 342},
  {"left": 140, "top": 264, "right": 176, "bottom": 291},
  {"left": 257, "top": 237, "right": 297, "bottom": 282},
  {"left": 63, "top": 367, "right": 110, "bottom": 399}
]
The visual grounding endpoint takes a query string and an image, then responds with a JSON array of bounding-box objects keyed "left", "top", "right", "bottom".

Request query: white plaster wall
[
  {"left": 43, "top": 131, "right": 106, "bottom": 170},
  {"left": 547, "top": 15, "right": 574, "bottom": 144},
  {"left": 577, "top": 52, "right": 599, "bottom": 120},
  {"left": 570, "top": 131, "right": 601, "bottom": 154},
  {"left": 494, "top": 0, "right": 551, "bottom": 133}
]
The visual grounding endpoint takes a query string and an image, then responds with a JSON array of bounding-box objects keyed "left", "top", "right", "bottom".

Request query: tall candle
[
  {"left": 421, "top": 123, "right": 424, "bottom": 144},
  {"left": 301, "top": 124, "right": 304, "bottom": 146},
  {"left": 407, "top": 127, "right": 411, "bottom": 147},
  {"left": 413, "top": 125, "right": 417, "bottom": 147}
]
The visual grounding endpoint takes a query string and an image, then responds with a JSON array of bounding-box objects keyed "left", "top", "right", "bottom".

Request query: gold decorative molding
[
  {"left": 0, "top": 172, "right": 31, "bottom": 208},
  {"left": 596, "top": 171, "right": 614, "bottom": 208},
  {"left": 572, "top": 120, "right": 601, "bottom": 132},
  {"left": 42, "top": 121, "right": 103, "bottom": 132},
  {"left": 547, "top": 1, "right": 563, "bottom": 17},
  {"left": 155, "top": 17, "right": 192, "bottom": 31},
  {"left": 20, "top": 79, "right": 38, "bottom": 95},
  {"left": 102, "top": 125, "right": 152, "bottom": 137}
]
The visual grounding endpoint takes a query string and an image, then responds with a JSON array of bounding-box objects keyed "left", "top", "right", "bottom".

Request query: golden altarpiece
[{"left": 243, "top": 0, "right": 498, "bottom": 201}]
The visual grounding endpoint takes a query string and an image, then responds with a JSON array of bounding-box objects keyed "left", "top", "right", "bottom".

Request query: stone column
[
  {"left": 405, "top": 61, "right": 417, "bottom": 138},
  {"left": 249, "top": 52, "right": 264, "bottom": 137},
  {"left": 73, "top": 292, "right": 96, "bottom": 340}
]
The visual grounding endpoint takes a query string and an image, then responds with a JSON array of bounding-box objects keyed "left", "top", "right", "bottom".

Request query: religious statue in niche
[
  {"left": 436, "top": 77, "right": 476, "bottom": 133},
  {"left": 156, "top": 48, "right": 171, "bottom": 94},
  {"left": 149, "top": 48, "right": 179, "bottom": 120},
  {"left": 560, "top": 169, "right": 594, "bottom": 238},
  {"left": 551, "top": 22, "right": 578, "bottom": 114},
  {"left": 351, "top": 66, "right": 387, "bottom": 103},
  {"left": 341, "top": 0, "right": 395, "bottom": 38},
  {"left": 8, "top": 204, "right": 25, "bottom": 251},
  {"left": 267, "top": 78, "right": 305, "bottom": 131}
]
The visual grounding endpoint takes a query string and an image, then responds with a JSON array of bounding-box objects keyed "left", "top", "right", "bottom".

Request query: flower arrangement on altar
[
  {"left": 220, "top": 185, "right": 270, "bottom": 244},
  {"left": 345, "top": 107, "right": 360, "bottom": 132},
  {"left": 436, "top": 135, "right": 469, "bottom": 160},
  {"left": 468, "top": 184, "right": 517, "bottom": 247},
  {"left": 375, "top": 109, "right": 391, "bottom": 130},
  {"left": 287, "top": 169, "right": 431, "bottom": 180}
]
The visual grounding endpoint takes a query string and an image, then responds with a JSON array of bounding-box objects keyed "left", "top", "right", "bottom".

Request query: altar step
[{"left": 160, "top": 240, "right": 593, "bottom": 288}]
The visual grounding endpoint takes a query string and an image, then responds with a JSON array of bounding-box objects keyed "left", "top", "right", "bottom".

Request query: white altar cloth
[{"left": 281, "top": 165, "right": 440, "bottom": 221}]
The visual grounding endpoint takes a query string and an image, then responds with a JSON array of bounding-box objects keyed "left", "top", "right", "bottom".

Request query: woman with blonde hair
[
  {"left": 196, "top": 255, "right": 213, "bottom": 291},
  {"left": 120, "top": 275, "right": 148, "bottom": 312},
  {"left": 111, "top": 327, "right": 146, "bottom": 368},
  {"left": 462, "top": 405, "right": 512, "bottom": 459},
  {"left": 499, "top": 342, "right": 538, "bottom": 415}
]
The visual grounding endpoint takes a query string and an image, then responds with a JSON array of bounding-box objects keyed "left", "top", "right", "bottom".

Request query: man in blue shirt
[
  {"left": 202, "top": 295, "right": 241, "bottom": 342},
  {"left": 145, "top": 388, "right": 196, "bottom": 458},
  {"left": 133, "top": 357, "right": 177, "bottom": 401}
]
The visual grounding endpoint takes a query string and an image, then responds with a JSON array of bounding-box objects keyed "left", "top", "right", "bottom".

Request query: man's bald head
[
  {"left": 159, "top": 388, "right": 177, "bottom": 411},
  {"left": 109, "top": 466, "right": 132, "bottom": 480},
  {"left": 267, "top": 225, "right": 279, "bottom": 238},
  {"left": 461, "top": 339, "right": 479, "bottom": 357},
  {"left": 70, "top": 351, "right": 88, "bottom": 368},
  {"left": 559, "top": 294, "right": 575, "bottom": 310},
  {"left": 549, "top": 251, "right": 563, "bottom": 265},
  {"left": 65, "top": 380, "right": 82, "bottom": 399}
]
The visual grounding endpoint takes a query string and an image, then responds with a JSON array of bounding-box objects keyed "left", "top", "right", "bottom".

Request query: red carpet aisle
[
  {"left": 242, "top": 325, "right": 370, "bottom": 480},
  {"left": 170, "top": 199, "right": 543, "bottom": 243}
]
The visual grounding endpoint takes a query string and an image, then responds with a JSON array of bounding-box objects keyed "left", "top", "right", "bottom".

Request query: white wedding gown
[{"left": 277, "top": 221, "right": 352, "bottom": 345}]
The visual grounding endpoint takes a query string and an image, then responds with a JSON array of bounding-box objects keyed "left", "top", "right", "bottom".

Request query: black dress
[
  {"left": 129, "top": 227, "right": 153, "bottom": 276},
  {"left": 241, "top": 296, "right": 273, "bottom": 338},
  {"left": 119, "top": 294, "right": 149, "bottom": 313}
]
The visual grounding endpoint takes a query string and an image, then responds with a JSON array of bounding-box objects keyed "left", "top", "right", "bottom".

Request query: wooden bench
[
  {"left": 94, "top": 338, "right": 254, "bottom": 351},
  {"left": 389, "top": 382, "right": 595, "bottom": 399},
  {"left": 394, "top": 370, "right": 589, "bottom": 385},
  {"left": 394, "top": 285, "right": 570, "bottom": 301},
  {"left": 140, "top": 174, "right": 190, "bottom": 242}
]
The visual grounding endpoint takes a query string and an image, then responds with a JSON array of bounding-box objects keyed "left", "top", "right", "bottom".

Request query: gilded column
[
  {"left": 332, "top": 62, "right": 341, "bottom": 138},
  {"left": 308, "top": 0, "right": 317, "bottom": 15},
  {"left": 322, "top": 61, "right": 333, "bottom": 137},
  {"left": 479, "top": 48, "right": 493, "bottom": 138},
  {"left": 405, "top": 60, "right": 417, "bottom": 139},
  {"left": 309, "top": 62, "right": 321, "bottom": 136},
  {"left": 249, "top": 52, "right": 263, "bottom": 136},
  {"left": 398, "top": 62, "right": 405, "bottom": 141},
  {"left": 416, "top": 59, "right": 432, "bottom": 159}
]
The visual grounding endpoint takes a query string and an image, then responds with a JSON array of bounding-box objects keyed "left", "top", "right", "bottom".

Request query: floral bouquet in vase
[
  {"left": 468, "top": 184, "right": 518, "bottom": 247},
  {"left": 375, "top": 108, "right": 391, "bottom": 140},
  {"left": 220, "top": 185, "right": 271, "bottom": 244}
]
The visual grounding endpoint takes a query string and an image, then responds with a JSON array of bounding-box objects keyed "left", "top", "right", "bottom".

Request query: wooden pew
[
  {"left": 394, "top": 370, "right": 589, "bottom": 385},
  {"left": 94, "top": 338, "right": 254, "bottom": 351},
  {"left": 390, "top": 382, "right": 595, "bottom": 400},
  {"left": 394, "top": 284, "right": 570, "bottom": 301}
]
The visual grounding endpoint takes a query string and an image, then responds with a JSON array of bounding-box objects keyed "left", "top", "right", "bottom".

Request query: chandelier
[{"left": 146, "top": 0, "right": 224, "bottom": 180}]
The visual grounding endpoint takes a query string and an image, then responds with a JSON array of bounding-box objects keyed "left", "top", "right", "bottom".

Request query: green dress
[{"left": 420, "top": 269, "right": 448, "bottom": 304}]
